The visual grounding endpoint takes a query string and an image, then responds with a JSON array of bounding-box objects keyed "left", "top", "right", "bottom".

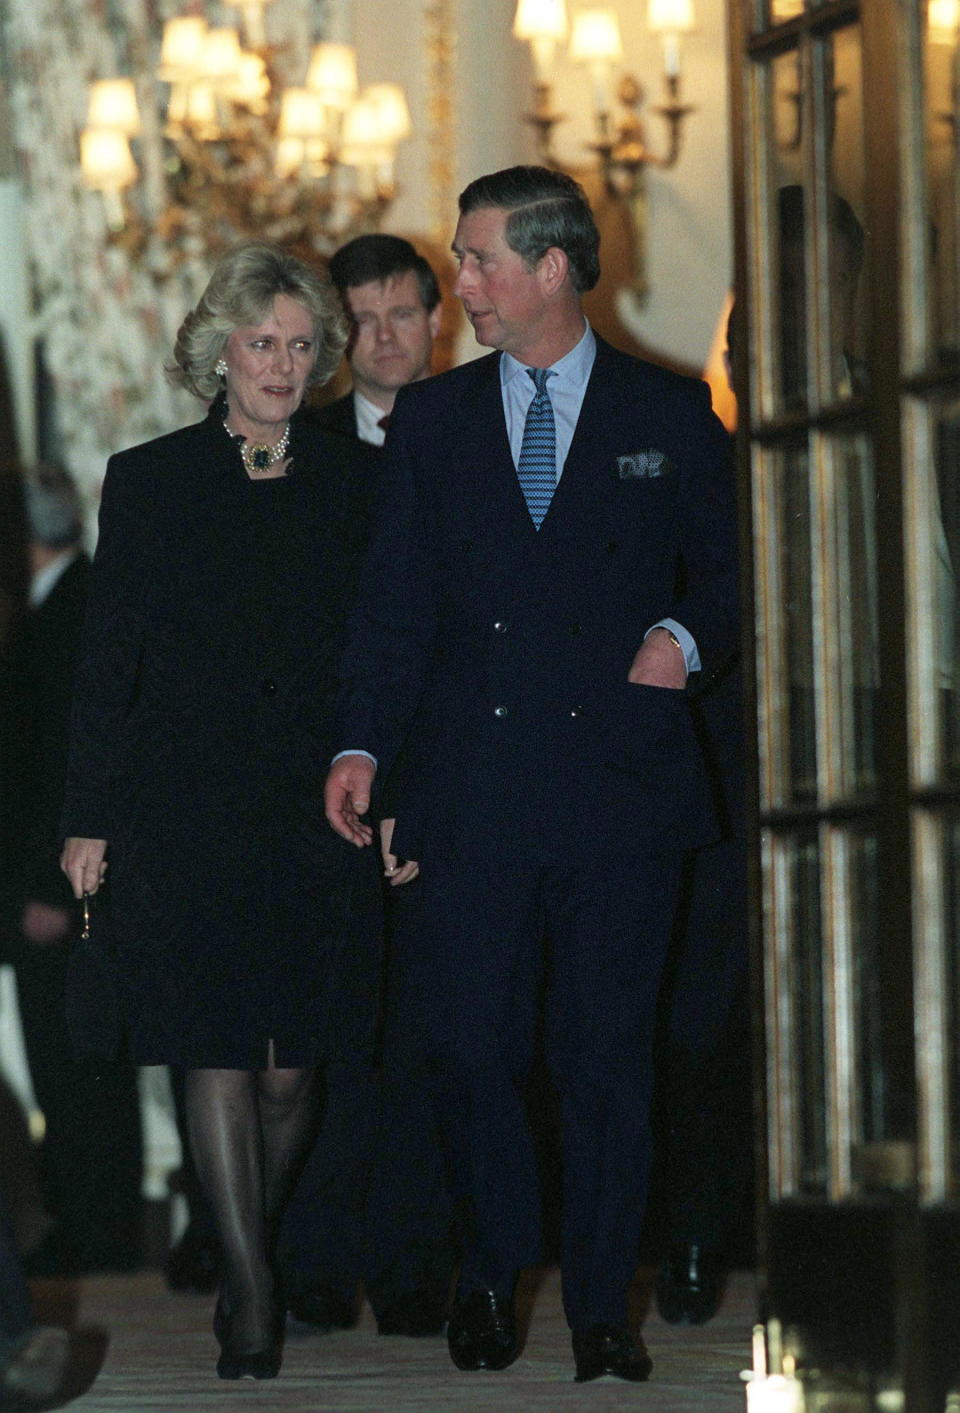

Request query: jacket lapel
[{"left": 451, "top": 353, "right": 538, "bottom": 537}]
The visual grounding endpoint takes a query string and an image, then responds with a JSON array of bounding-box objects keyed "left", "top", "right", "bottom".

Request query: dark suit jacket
[
  {"left": 311, "top": 392, "right": 361, "bottom": 439},
  {"left": 335, "top": 335, "right": 739, "bottom": 865}
]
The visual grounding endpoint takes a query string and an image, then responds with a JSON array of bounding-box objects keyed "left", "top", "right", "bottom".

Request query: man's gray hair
[{"left": 458, "top": 166, "right": 601, "bottom": 293}]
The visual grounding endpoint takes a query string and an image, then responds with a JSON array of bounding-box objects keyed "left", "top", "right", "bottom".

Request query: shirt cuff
[
  {"left": 331, "top": 750, "right": 378, "bottom": 770},
  {"left": 645, "top": 619, "right": 701, "bottom": 674}
]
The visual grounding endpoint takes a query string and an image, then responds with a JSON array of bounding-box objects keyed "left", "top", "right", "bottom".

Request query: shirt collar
[
  {"left": 499, "top": 319, "right": 595, "bottom": 391},
  {"left": 353, "top": 389, "right": 390, "bottom": 446}
]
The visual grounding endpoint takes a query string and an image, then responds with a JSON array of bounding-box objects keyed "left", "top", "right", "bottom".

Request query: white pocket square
[{"left": 617, "top": 449, "right": 673, "bottom": 479}]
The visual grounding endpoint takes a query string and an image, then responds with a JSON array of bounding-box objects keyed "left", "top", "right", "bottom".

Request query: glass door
[{"left": 728, "top": 1, "right": 960, "bottom": 1407}]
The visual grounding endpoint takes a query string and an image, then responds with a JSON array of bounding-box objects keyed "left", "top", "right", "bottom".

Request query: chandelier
[{"left": 79, "top": 1, "right": 412, "bottom": 270}]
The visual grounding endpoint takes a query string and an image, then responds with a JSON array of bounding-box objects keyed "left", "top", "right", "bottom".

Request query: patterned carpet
[{"left": 30, "top": 1265, "right": 757, "bottom": 1412}]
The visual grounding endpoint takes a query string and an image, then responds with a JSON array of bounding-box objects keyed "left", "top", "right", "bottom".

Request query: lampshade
[
  {"left": 306, "top": 42, "right": 359, "bottom": 109},
  {"left": 86, "top": 79, "right": 141, "bottom": 136},
  {"left": 182, "top": 83, "right": 220, "bottom": 139},
  {"left": 929, "top": 0, "right": 960, "bottom": 37},
  {"left": 513, "top": 0, "right": 569, "bottom": 42},
  {"left": 224, "top": 53, "right": 270, "bottom": 111},
  {"left": 647, "top": 0, "right": 696, "bottom": 34},
  {"left": 198, "top": 27, "right": 244, "bottom": 86},
  {"left": 340, "top": 95, "right": 390, "bottom": 166},
  {"left": 569, "top": 8, "right": 623, "bottom": 63},
  {"left": 278, "top": 88, "right": 327, "bottom": 140},
  {"left": 361, "top": 83, "right": 412, "bottom": 144},
  {"left": 158, "top": 17, "right": 209, "bottom": 83},
  {"left": 80, "top": 127, "right": 138, "bottom": 190},
  {"left": 275, "top": 136, "right": 306, "bottom": 178}
]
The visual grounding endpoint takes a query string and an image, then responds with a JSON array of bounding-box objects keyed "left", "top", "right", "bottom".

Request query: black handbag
[{"left": 64, "top": 891, "right": 124, "bottom": 1059}]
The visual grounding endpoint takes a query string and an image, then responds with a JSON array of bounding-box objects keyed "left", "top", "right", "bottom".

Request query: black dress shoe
[
  {"left": 165, "top": 1221, "right": 222, "bottom": 1293},
  {"left": 446, "top": 1289, "right": 519, "bottom": 1371},
  {"left": 285, "top": 1278, "right": 357, "bottom": 1333},
  {"left": 376, "top": 1289, "right": 445, "bottom": 1337},
  {"left": 571, "top": 1325, "right": 652, "bottom": 1382},
  {"left": 655, "top": 1241, "right": 723, "bottom": 1325}
]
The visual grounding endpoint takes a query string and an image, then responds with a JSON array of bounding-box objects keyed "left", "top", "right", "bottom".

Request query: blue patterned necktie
[{"left": 517, "top": 367, "right": 556, "bottom": 529}]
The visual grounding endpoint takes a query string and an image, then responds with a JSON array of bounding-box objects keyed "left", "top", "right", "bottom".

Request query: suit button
[
  {"left": 570, "top": 704, "right": 585, "bottom": 717},
  {"left": 460, "top": 539, "right": 474, "bottom": 552},
  {"left": 261, "top": 678, "right": 278, "bottom": 697},
  {"left": 606, "top": 541, "right": 619, "bottom": 554},
  {"left": 494, "top": 621, "right": 508, "bottom": 633},
  {"left": 569, "top": 622, "right": 582, "bottom": 635},
  {"left": 494, "top": 705, "right": 508, "bottom": 718}
]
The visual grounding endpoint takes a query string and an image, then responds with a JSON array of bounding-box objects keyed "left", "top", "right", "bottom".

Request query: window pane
[
  {"left": 826, "top": 26, "right": 868, "bottom": 401},
  {"left": 851, "top": 829, "right": 884, "bottom": 1145},
  {"left": 764, "top": 49, "right": 807, "bottom": 415},
  {"left": 926, "top": 4, "right": 960, "bottom": 359},
  {"left": 768, "top": 444, "right": 818, "bottom": 804},
  {"left": 831, "top": 435, "right": 878, "bottom": 797},
  {"left": 944, "top": 816, "right": 960, "bottom": 1167},
  {"left": 790, "top": 832, "right": 827, "bottom": 1193},
  {"left": 934, "top": 399, "right": 960, "bottom": 780}
]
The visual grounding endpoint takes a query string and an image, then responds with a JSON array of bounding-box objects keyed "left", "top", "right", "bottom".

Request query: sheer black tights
[{"left": 184, "top": 1054, "right": 317, "bottom": 1351}]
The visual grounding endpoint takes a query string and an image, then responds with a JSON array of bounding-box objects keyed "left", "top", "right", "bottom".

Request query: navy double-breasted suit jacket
[{"left": 335, "top": 334, "right": 739, "bottom": 866}]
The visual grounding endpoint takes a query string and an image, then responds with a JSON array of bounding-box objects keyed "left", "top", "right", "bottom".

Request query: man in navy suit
[
  {"left": 325, "top": 165, "right": 738, "bottom": 1383},
  {"left": 313, "top": 234, "right": 441, "bottom": 445}
]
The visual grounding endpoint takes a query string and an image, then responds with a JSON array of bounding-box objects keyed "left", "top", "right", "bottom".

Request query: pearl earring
[{"left": 215, "top": 359, "right": 228, "bottom": 378}]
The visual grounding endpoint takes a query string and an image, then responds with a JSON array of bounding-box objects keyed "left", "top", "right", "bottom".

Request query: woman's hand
[
  {"left": 379, "top": 819, "right": 419, "bottom": 887},
  {"left": 60, "top": 838, "right": 108, "bottom": 899}
]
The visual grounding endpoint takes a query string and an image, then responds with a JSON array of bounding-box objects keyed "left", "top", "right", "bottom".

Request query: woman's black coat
[{"left": 60, "top": 404, "right": 382, "bottom": 1068}]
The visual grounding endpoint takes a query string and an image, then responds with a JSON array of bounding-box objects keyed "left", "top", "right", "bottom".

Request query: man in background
[
  {"left": 313, "top": 233, "right": 442, "bottom": 444},
  {"left": 2, "top": 466, "right": 142, "bottom": 1275},
  {"left": 282, "top": 234, "right": 453, "bottom": 1340}
]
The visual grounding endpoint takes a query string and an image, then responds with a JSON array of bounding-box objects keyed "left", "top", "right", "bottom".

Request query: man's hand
[
  {"left": 324, "top": 754, "right": 376, "bottom": 846},
  {"left": 628, "top": 628, "right": 688, "bottom": 689},
  {"left": 60, "top": 837, "right": 108, "bottom": 899},
  {"left": 21, "top": 901, "right": 71, "bottom": 946},
  {"left": 379, "top": 818, "right": 420, "bottom": 887}
]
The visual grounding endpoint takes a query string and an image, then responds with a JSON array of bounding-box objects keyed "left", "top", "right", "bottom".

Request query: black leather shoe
[
  {"left": 165, "top": 1221, "right": 222, "bottom": 1294},
  {"left": 285, "top": 1278, "right": 357, "bottom": 1333},
  {"left": 655, "top": 1241, "right": 723, "bottom": 1325},
  {"left": 376, "top": 1289, "right": 445, "bottom": 1337},
  {"left": 572, "top": 1325, "right": 652, "bottom": 1382},
  {"left": 446, "top": 1289, "right": 518, "bottom": 1371}
]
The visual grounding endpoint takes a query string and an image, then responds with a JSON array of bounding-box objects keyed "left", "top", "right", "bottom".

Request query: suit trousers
[
  {"left": 397, "top": 839, "right": 682, "bottom": 1331},
  {"left": 280, "top": 885, "right": 454, "bottom": 1314},
  {"left": 653, "top": 831, "right": 752, "bottom": 1253}
]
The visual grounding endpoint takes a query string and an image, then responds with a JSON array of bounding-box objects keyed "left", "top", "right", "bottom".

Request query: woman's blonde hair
[{"left": 168, "top": 243, "right": 348, "bottom": 401}]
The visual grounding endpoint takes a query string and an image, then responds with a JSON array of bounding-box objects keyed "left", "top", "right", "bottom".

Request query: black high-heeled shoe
[
  {"left": 216, "top": 1346, "right": 280, "bottom": 1380},
  {"left": 213, "top": 1283, "right": 282, "bottom": 1378}
]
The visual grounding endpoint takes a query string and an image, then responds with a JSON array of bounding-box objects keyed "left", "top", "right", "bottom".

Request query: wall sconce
[{"left": 513, "top": 0, "right": 697, "bottom": 302}]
